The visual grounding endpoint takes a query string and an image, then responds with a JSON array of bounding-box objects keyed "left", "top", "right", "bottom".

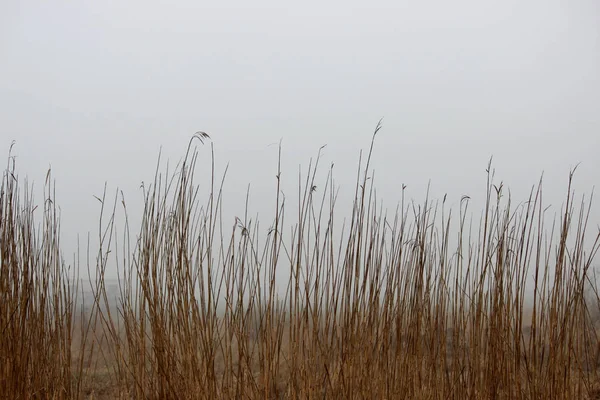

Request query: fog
[{"left": 1, "top": 0, "right": 598, "bottom": 282}]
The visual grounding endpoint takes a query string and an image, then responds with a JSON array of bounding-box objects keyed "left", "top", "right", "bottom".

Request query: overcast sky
[{"left": 1, "top": 0, "right": 599, "bottom": 278}]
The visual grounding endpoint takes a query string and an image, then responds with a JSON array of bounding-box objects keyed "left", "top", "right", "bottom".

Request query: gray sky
[{"left": 1, "top": 0, "right": 599, "bottom": 279}]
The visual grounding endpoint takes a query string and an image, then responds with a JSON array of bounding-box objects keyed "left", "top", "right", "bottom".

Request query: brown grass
[
  {"left": 0, "top": 142, "right": 85, "bottom": 398},
  {"left": 2, "top": 126, "right": 600, "bottom": 399}
]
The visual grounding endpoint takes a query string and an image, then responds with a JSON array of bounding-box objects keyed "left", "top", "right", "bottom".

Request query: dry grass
[
  {"left": 2, "top": 126, "right": 600, "bottom": 399},
  {"left": 0, "top": 143, "right": 86, "bottom": 398}
]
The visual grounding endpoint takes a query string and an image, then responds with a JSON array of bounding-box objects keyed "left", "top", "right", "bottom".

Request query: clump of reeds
[
  {"left": 0, "top": 143, "right": 88, "bottom": 399},
  {"left": 88, "top": 126, "right": 600, "bottom": 399},
  {"left": 3, "top": 123, "right": 600, "bottom": 399}
]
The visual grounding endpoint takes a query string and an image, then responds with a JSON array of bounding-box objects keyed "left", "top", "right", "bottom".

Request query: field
[{"left": 2, "top": 131, "right": 600, "bottom": 399}]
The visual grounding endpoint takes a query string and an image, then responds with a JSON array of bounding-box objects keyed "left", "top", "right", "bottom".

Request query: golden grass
[{"left": 2, "top": 126, "right": 600, "bottom": 399}]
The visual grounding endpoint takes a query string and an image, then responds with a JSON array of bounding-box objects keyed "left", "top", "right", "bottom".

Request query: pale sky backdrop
[{"left": 1, "top": 1, "right": 599, "bottom": 283}]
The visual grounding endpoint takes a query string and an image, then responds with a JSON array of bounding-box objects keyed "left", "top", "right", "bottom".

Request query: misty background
[{"left": 1, "top": 0, "right": 598, "bottom": 300}]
